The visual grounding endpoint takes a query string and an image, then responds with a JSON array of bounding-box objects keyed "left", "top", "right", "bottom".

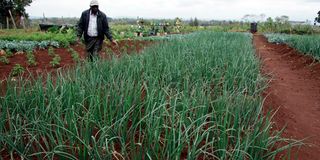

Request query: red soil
[
  {"left": 254, "top": 34, "right": 320, "bottom": 160},
  {"left": 0, "top": 40, "right": 153, "bottom": 95}
]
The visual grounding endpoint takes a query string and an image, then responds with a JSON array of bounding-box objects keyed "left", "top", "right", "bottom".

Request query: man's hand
[{"left": 111, "top": 40, "right": 118, "bottom": 46}]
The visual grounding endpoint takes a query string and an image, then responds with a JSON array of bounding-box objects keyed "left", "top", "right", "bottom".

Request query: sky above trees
[{"left": 26, "top": 0, "right": 319, "bottom": 21}]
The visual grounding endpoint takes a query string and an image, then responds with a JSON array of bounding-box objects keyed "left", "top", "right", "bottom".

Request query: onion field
[
  {"left": 0, "top": 32, "right": 298, "bottom": 159},
  {"left": 265, "top": 33, "right": 320, "bottom": 60}
]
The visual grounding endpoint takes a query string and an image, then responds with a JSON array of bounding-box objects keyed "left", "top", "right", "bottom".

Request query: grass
[{"left": 0, "top": 32, "right": 300, "bottom": 159}]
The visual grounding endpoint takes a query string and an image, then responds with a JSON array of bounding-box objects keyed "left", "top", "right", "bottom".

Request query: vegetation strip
[
  {"left": 0, "top": 40, "right": 60, "bottom": 52},
  {"left": 265, "top": 33, "right": 320, "bottom": 60},
  {"left": 0, "top": 29, "right": 76, "bottom": 47}
]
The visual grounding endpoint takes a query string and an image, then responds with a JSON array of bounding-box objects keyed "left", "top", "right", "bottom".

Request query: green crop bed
[
  {"left": 0, "top": 32, "right": 298, "bottom": 159},
  {"left": 0, "top": 29, "right": 76, "bottom": 47},
  {"left": 265, "top": 33, "right": 320, "bottom": 60}
]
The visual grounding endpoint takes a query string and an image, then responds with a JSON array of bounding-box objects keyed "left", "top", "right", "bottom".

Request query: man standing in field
[{"left": 77, "top": 0, "right": 117, "bottom": 61}]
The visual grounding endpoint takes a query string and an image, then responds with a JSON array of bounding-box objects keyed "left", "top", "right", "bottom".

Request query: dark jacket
[{"left": 77, "top": 9, "right": 113, "bottom": 42}]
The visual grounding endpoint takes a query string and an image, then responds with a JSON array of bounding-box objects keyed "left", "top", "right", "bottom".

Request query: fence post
[
  {"left": 8, "top": 10, "right": 17, "bottom": 29},
  {"left": 6, "top": 17, "right": 9, "bottom": 29}
]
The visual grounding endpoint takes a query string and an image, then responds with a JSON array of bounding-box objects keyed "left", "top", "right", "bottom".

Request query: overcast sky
[{"left": 26, "top": 0, "right": 319, "bottom": 21}]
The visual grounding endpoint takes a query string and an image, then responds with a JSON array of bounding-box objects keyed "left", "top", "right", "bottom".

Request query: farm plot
[
  {"left": 0, "top": 39, "right": 154, "bottom": 80},
  {"left": 0, "top": 32, "right": 297, "bottom": 159},
  {"left": 265, "top": 33, "right": 320, "bottom": 60}
]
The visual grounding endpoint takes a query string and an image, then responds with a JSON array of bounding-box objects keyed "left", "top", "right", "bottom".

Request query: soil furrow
[{"left": 254, "top": 34, "right": 320, "bottom": 160}]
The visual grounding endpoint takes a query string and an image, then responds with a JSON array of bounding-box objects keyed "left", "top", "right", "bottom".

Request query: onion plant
[{"left": 0, "top": 32, "right": 300, "bottom": 159}]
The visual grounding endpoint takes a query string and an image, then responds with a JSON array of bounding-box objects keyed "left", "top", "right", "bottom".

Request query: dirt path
[{"left": 254, "top": 34, "right": 320, "bottom": 159}]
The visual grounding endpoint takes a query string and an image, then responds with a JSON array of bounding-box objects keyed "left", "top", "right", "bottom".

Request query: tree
[
  {"left": 0, "top": 0, "right": 33, "bottom": 28},
  {"left": 174, "top": 17, "right": 182, "bottom": 26},
  {"left": 189, "top": 18, "right": 194, "bottom": 26},
  {"left": 173, "top": 17, "right": 182, "bottom": 33},
  {"left": 265, "top": 17, "right": 274, "bottom": 27},
  {"left": 193, "top": 17, "right": 199, "bottom": 26},
  {"left": 266, "top": 17, "right": 273, "bottom": 23},
  {"left": 316, "top": 11, "right": 320, "bottom": 23},
  {"left": 242, "top": 14, "right": 266, "bottom": 22},
  {"left": 189, "top": 17, "right": 199, "bottom": 27},
  {"left": 275, "top": 15, "right": 289, "bottom": 24}
]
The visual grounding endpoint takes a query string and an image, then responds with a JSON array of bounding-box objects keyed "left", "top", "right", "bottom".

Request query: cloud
[
  {"left": 302, "top": 0, "right": 320, "bottom": 2},
  {"left": 26, "top": 0, "right": 320, "bottom": 21}
]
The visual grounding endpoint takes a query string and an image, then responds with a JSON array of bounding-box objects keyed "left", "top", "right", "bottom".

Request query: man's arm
[
  {"left": 103, "top": 15, "right": 113, "bottom": 41},
  {"left": 77, "top": 12, "right": 85, "bottom": 38}
]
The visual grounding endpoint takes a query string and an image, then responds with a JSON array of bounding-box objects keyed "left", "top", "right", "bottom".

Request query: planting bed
[
  {"left": 1, "top": 32, "right": 293, "bottom": 159},
  {"left": 0, "top": 40, "right": 153, "bottom": 80},
  {"left": 254, "top": 34, "right": 320, "bottom": 160}
]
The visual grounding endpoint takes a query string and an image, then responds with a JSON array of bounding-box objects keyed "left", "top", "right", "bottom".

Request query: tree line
[
  {"left": 315, "top": 11, "right": 320, "bottom": 25},
  {"left": 0, "top": 0, "right": 32, "bottom": 29}
]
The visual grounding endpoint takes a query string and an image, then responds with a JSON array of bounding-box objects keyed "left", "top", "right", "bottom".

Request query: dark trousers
[{"left": 85, "top": 37, "right": 103, "bottom": 61}]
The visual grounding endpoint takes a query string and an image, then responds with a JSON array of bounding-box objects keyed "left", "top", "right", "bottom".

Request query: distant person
[{"left": 77, "top": 0, "right": 117, "bottom": 61}]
